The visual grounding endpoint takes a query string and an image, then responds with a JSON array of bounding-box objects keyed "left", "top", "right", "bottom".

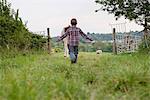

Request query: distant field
[{"left": 0, "top": 52, "right": 150, "bottom": 100}]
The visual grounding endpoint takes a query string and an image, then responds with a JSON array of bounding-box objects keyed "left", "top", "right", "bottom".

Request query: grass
[{"left": 0, "top": 52, "right": 150, "bottom": 100}]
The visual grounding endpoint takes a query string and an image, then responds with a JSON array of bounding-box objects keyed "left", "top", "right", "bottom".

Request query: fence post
[
  {"left": 112, "top": 28, "right": 117, "bottom": 54},
  {"left": 144, "top": 18, "right": 149, "bottom": 48},
  {"left": 47, "top": 28, "right": 51, "bottom": 54}
]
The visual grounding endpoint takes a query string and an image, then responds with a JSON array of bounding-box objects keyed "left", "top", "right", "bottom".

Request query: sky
[{"left": 8, "top": 0, "right": 143, "bottom": 37}]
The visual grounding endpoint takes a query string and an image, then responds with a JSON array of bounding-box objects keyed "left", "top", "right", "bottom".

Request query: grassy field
[{"left": 0, "top": 52, "right": 150, "bottom": 100}]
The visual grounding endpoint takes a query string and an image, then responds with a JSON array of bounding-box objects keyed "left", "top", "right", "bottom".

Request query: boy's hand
[
  {"left": 85, "top": 40, "right": 92, "bottom": 43},
  {"left": 56, "top": 37, "right": 61, "bottom": 42},
  {"left": 85, "top": 40, "right": 95, "bottom": 44},
  {"left": 91, "top": 40, "right": 96, "bottom": 44}
]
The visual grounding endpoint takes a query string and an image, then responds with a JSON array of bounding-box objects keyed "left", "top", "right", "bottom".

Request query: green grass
[{"left": 0, "top": 52, "right": 150, "bottom": 100}]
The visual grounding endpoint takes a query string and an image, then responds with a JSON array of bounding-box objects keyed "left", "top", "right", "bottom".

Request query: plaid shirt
[{"left": 59, "top": 26, "right": 93, "bottom": 46}]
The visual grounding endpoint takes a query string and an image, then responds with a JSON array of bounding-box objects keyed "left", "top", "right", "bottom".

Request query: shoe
[{"left": 71, "top": 60, "right": 76, "bottom": 64}]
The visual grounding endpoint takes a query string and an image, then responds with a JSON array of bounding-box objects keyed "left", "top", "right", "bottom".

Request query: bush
[{"left": 0, "top": 0, "right": 47, "bottom": 51}]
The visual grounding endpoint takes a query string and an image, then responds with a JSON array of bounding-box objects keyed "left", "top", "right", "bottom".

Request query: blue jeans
[{"left": 68, "top": 45, "right": 78, "bottom": 63}]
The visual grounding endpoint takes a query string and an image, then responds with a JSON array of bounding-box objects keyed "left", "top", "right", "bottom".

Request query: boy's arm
[
  {"left": 57, "top": 31, "right": 69, "bottom": 42},
  {"left": 79, "top": 29, "right": 93, "bottom": 41}
]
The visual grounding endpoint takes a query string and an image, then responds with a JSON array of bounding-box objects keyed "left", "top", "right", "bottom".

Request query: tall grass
[{"left": 0, "top": 52, "right": 150, "bottom": 100}]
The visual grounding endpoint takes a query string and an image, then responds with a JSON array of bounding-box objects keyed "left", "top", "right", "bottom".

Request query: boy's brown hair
[{"left": 71, "top": 18, "right": 77, "bottom": 25}]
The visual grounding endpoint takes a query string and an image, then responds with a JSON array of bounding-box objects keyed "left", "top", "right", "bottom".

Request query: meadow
[{"left": 0, "top": 52, "right": 150, "bottom": 100}]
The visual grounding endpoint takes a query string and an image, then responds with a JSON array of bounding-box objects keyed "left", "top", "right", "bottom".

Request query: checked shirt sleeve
[
  {"left": 79, "top": 29, "right": 93, "bottom": 41},
  {"left": 59, "top": 31, "right": 69, "bottom": 41}
]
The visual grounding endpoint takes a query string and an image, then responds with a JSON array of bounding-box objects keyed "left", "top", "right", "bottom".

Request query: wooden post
[
  {"left": 47, "top": 28, "right": 51, "bottom": 54},
  {"left": 112, "top": 28, "right": 117, "bottom": 54},
  {"left": 144, "top": 18, "right": 149, "bottom": 48},
  {"left": 144, "top": 18, "right": 148, "bottom": 38}
]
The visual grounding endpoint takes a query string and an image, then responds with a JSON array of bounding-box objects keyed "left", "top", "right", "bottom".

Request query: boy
[{"left": 57, "top": 18, "right": 93, "bottom": 63}]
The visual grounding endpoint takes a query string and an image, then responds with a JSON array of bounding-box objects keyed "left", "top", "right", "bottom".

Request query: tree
[
  {"left": 0, "top": 0, "right": 48, "bottom": 51},
  {"left": 95, "top": 0, "right": 150, "bottom": 48}
]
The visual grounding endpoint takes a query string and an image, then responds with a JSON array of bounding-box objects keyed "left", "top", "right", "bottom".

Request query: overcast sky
[{"left": 8, "top": 0, "right": 143, "bottom": 37}]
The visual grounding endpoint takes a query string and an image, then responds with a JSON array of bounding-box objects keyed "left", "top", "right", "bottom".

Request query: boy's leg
[
  {"left": 68, "top": 45, "right": 76, "bottom": 63},
  {"left": 74, "top": 46, "right": 78, "bottom": 63},
  {"left": 74, "top": 55, "right": 78, "bottom": 63}
]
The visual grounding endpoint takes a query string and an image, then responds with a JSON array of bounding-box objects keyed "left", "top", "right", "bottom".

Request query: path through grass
[{"left": 0, "top": 52, "right": 150, "bottom": 100}]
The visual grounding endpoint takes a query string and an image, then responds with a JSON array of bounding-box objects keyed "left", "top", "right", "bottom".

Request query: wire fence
[{"left": 110, "top": 22, "right": 143, "bottom": 54}]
